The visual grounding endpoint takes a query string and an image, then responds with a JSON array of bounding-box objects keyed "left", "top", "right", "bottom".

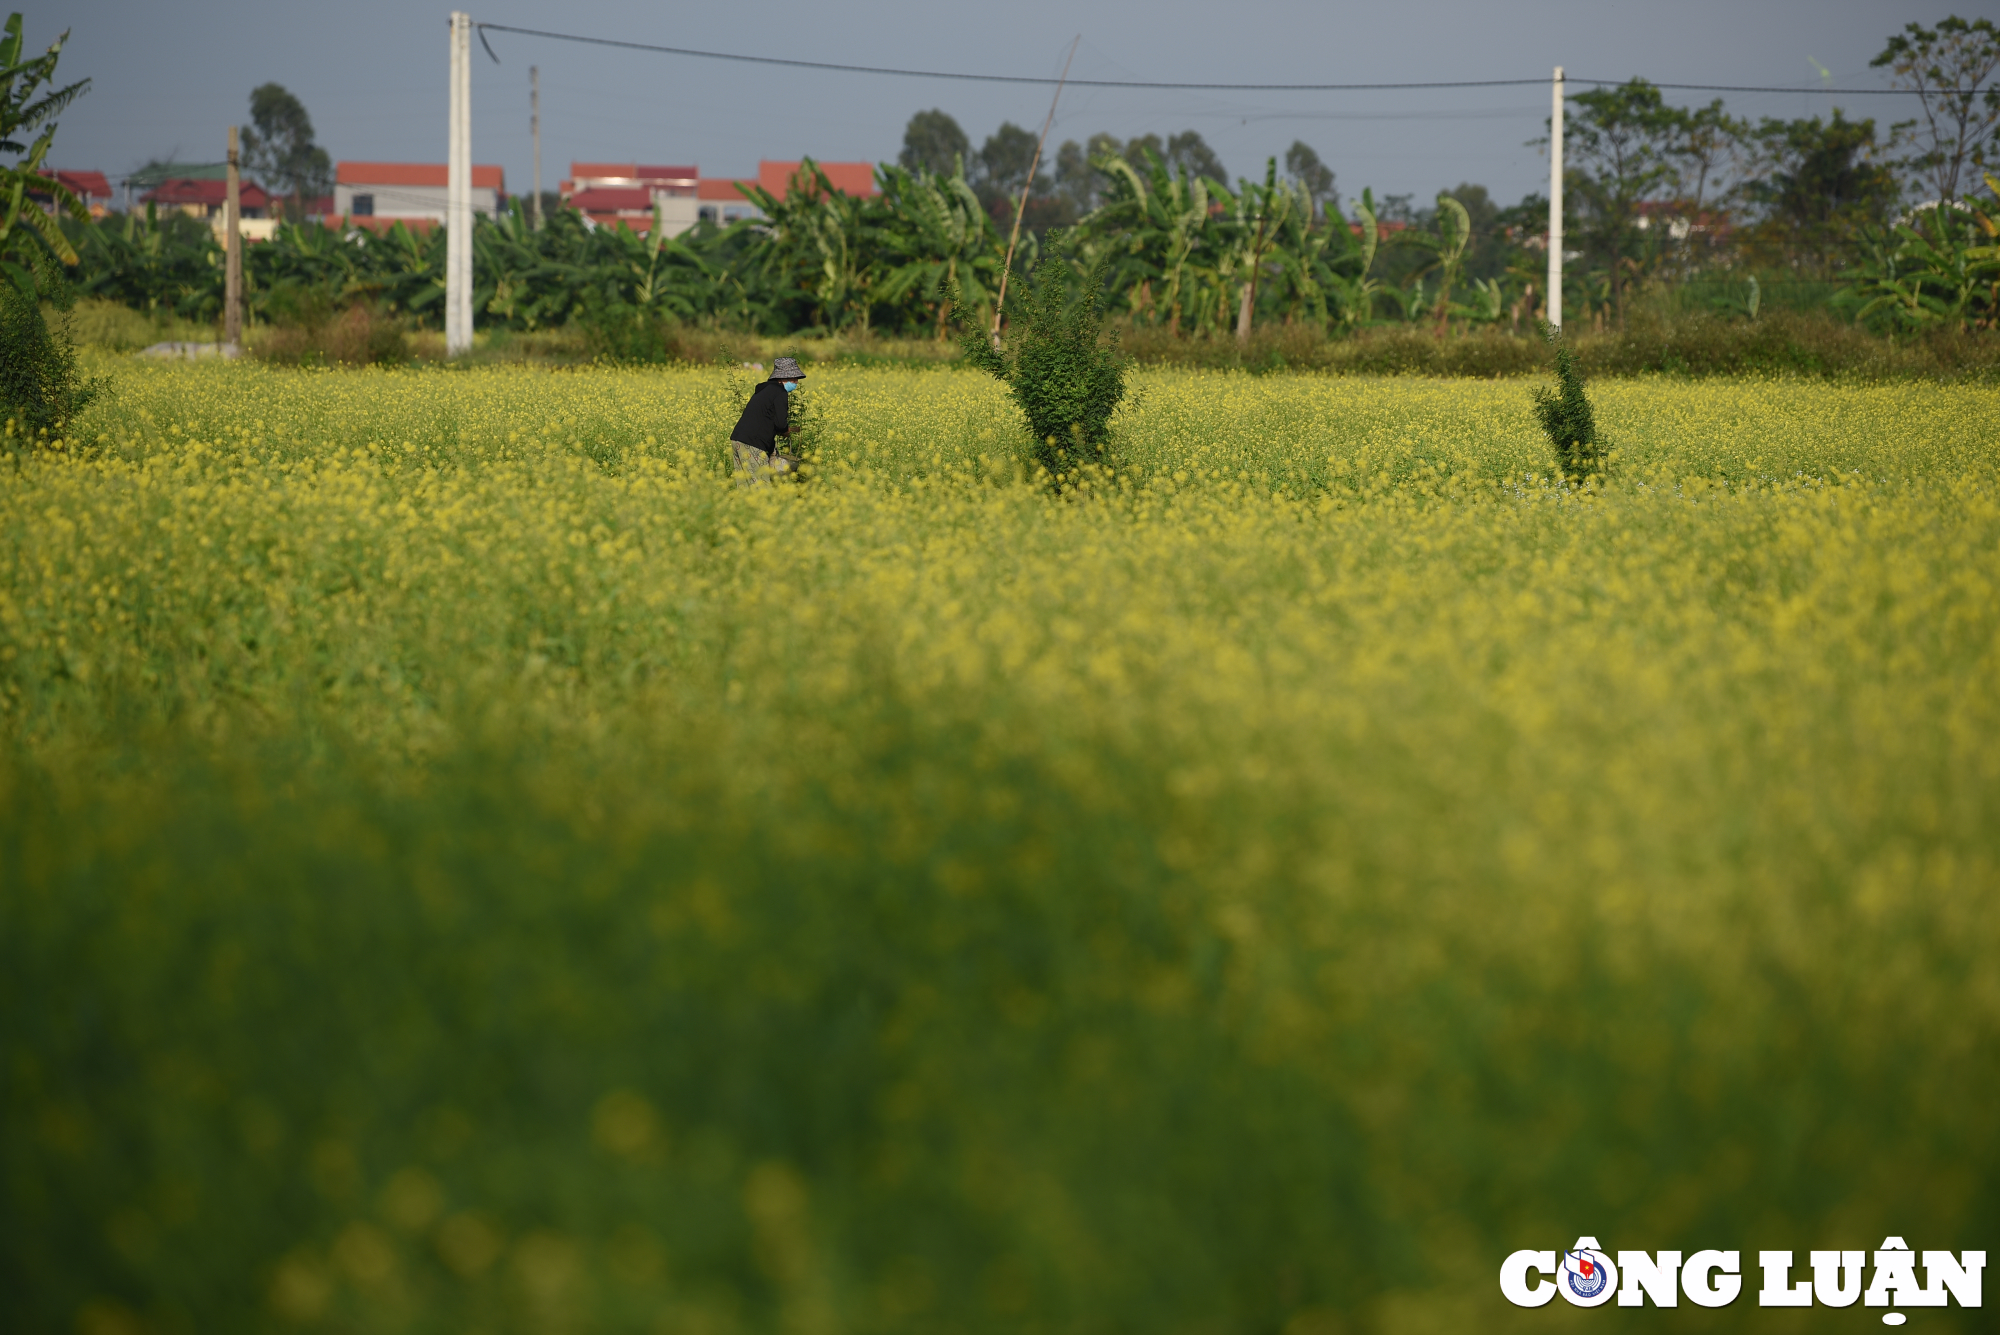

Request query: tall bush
[
  {"left": 957, "top": 234, "right": 1127, "bottom": 477},
  {"left": 1530, "top": 324, "right": 1604, "bottom": 482},
  {"left": 0, "top": 256, "right": 97, "bottom": 444}
]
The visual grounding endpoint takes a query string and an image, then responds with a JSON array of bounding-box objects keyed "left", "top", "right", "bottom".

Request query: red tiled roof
[
  {"left": 570, "top": 163, "right": 698, "bottom": 184},
  {"left": 757, "top": 160, "right": 877, "bottom": 199},
  {"left": 144, "top": 178, "right": 271, "bottom": 208},
  {"left": 337, "top": 162, "right": 504, "bottom": 189},
  {"left": 699, "top": 178, "right": 757, "bottom": 201},
  {"left": 567, "top": 187, "right": 657, "bottom": 212},
  {"left": 51, "top": 169, "right": 112, "bottom": 199}
]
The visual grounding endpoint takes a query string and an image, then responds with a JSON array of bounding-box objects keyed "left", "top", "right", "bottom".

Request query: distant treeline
[{"left": 52, "top": 17, "right": 2000, "bottom": 343}]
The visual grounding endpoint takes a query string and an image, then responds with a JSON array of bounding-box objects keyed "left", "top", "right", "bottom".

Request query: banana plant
[
  {"left": 741, "top": 160, "right": 880, "bottom": 332},
  {"left": 1255, "top": 181, "right": 1331, "bottom": 328},
  {"left": 1704, "top": 275, "right": 1761, "bottom": 321},
  {"left": 473, "top": 202, "right": 581, "bottom": 329},
  {"left": 243, "top": 216, "right": 364, "bottom": 320},
  {"left": 0, "top": 13, "right": 91, "bottom": 292},
  {"left": 1078, "top": 149, "right": 1212, "bottom": 335},
  {"left": 370, "top": 219, "right": 447, "bottom": 321},
  {"left": 1430, "top": 194, "right": 1473, "bottom": 332},
  {"left": 1379, "top": 275, "right": 1428, "bottom": 324},
  {"left": 69, "top": 204, "right": 223, "bottom": 322},
  {"left": 872, "top": 160, "right": 1002, "bottom": 338},
  {"left": 1466, "top": 276, "right": 1506, "bottom": 323},
  {"left": 1316, "top": 189, "right": 1383, "bottom": 328},
  {"left": 607, "top": 205, "right": 711, "bottom": 318},
  {"left": 1839, "top": 182, "right": 2000, "bottom": 332},
  {"left": 1390, "top": 192, "right": 1473, "bottom": 334},
  {"left": 1214, "top": 158, "right": 1304, "bottom": 343}
]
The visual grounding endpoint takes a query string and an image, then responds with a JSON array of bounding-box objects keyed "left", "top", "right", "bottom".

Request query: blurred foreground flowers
[{"left": 2, "top": 361, "right": 1996, "bottom": 1333}]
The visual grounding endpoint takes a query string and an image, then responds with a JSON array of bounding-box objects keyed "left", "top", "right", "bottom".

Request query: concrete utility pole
[
  {"left": 224, "top": 125, "right": 243, "bottom": 349},
  {"left": 1547, "top": 66, "right": 1564, "bottom": 331},
  {"left": 530, "top": 64, "right": 541, "bottom": 229},
  {"left": 447, "top": 11, "right": 473, "bottom": 356}
]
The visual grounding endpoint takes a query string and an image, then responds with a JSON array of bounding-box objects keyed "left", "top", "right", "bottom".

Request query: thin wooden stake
[{"left": 991, "top": 35, "right": 1079, "bottom": 349}]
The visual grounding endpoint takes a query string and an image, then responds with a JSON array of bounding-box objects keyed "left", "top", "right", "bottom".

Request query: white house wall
[{"left": 334, "top": 183, "right": 500, "bottom": 220}]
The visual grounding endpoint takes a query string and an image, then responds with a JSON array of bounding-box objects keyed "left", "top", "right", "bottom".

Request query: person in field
[{"left": 729, "top": 356, "right": 805, "bottom": 482}]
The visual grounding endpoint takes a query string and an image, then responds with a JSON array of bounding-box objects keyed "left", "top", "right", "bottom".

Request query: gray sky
[{"left": 44, "top": 0, "right": 1994, "bottom": 208}]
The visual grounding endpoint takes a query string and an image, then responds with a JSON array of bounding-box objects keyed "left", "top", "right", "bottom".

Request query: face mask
[{"left": 783, "top": 381, "right": 799, "bottom": 393}]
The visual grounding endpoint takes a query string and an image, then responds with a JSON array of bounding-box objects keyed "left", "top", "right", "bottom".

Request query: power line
[
  {"left": 1617, "top": 81, "right": 1910, "bottom": 95},
  {"left": 474, "top": 23, "right": 1921, "bottom": 96},
  {"left": 474, "top": 25, "right": 1540, "bottom": 88}
]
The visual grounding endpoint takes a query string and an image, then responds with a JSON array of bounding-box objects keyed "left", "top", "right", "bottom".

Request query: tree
[
  {"left": 1872, "top": 16, "right": 2000, "bottom": 203},
  {"left": 1562, "top": 79, "right": 1682, "bottom": 328},
  {"left": 1165, "top": 131, "right": 1227, "bottom": 186},
  {"left": 0, "top": 12, "right": 91, "bottom": 284},
  {"left": 242, "top": 83, "right": 332, "bottom": 221},
  {"left": 1741, "top": 109, "right": 1898, "bottom": 273},
  {"left": 974, "top": 121, "right": 1048, "bottom": 220},
  {"left": 1122, "top": 133, "right": 1165, "bottom": 176},
  {"left": 1284, "top": 141, "right": 1336, "bottom": 218},
  {"left": 1669, "top": 99, "right": 1746, "bottom": 215},
  {"left": 1055, "top": 131, "right": 1123, "bottom": 215},
  {"left": 899, "top": 109, "right": 969, "bottom": 178}
]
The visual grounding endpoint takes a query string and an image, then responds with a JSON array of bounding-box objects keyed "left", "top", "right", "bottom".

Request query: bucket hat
[{"left": 772, "top": 356, "right": 806, "bottom": 380}]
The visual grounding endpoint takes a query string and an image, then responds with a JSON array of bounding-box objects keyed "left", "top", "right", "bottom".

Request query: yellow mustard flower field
[{"left": 3, "top": 362, "right": 1997, "bottom": 1334}]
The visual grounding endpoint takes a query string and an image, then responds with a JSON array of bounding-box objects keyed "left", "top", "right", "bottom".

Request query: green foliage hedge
[{"left": 1121, "top": 310, "right": 2000, "bottom": 381}]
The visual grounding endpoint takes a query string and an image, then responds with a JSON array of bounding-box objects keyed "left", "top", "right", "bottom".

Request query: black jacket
[{"left": 730, "top": 380, "right": 792, "bottom": 453}]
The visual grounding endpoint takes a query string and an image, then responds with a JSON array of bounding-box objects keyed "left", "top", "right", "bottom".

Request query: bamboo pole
[{"left": 991, "top": 36, "right": 1079, "bottom": 349}]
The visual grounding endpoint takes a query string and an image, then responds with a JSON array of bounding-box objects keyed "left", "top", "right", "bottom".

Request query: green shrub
[
  {"left": 1531, "top": 325, "right": 1604, "bottom": 482},
  {"left": 958, "top": 234, "right": 1127, "bottom": 477},
  {"left": 0, "top": 259, "right": 100, "bottom": 444}
]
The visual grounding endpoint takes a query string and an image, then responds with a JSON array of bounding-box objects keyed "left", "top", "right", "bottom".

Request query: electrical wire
[{"left": 473, "top": 22, "right": 1922, "bottom": 96}]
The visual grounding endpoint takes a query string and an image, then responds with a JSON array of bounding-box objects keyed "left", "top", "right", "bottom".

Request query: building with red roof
[
  {"left": 756, "top": 160, "right": 878, "bottom": 201},
  {"left": 549, "top": 157, "right": 877, "bottom": 234},
  {"left": 697, "top": 176, "right": 762, "bottom": 226},
  {"left": 333, "top": 162, "right": 505, "bottom": 223},
  {"left": 560, "top": 164, "right": 700, "bottom": 234},
  {"left": 143, "top": 178, "right": 271, "bottom": 219},
  {"left": 42, "top": 170, "right": 113, "bottom": 217}
]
